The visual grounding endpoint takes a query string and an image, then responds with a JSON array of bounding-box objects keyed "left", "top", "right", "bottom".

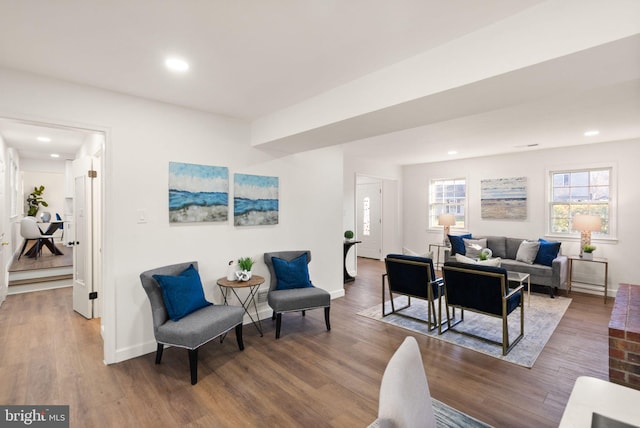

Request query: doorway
[
  {"left": 356, "top": 177, "right": 383, "bottom": 260},
  {"left": 0, "top": 117, "right": 104, "bottom": 321}
]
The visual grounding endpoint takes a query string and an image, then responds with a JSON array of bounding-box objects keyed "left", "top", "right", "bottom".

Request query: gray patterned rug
[
  {"left": 358, "top": 293, "right": 571, "bottom": 368},
  {"left": 433, "top": 398, "right": 492, "bottom": 427}
]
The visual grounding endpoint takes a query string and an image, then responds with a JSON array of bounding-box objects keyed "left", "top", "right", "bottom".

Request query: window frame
[
  {"left": 546, "top": 163, "right": 617, "bottom": 241},
  {"left": 428, "top": 177, "right": 467, "bottom": 230}
]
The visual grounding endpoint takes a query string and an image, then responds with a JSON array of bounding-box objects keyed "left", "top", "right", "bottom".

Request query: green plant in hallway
[
  {"left": 344, "top": 230, "right": 354, "bottom": 240},
  {"left": 26, "top": 185, "right": 48, "bottom": 216}
]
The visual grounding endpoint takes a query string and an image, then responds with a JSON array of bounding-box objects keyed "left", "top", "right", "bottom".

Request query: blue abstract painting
[
  {"left": 169, "top": 162, "right": 229, "bottom": 223},
  {"left": 234, "top": 174, "right": 279, "bottom": 226}
]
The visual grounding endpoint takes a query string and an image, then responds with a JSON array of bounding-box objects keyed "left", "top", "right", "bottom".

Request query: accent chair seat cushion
[
  {"left": 267, "top": 287, "right": 330, "bottom": 313},
  {"left": 156, "top": 304, "right": 244, "bottom": 349}
]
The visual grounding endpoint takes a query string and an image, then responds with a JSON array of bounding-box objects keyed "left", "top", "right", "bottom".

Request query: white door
[
  {"left": 357, "top": 181, "right": 382, "bottom": 259},
  {"left": 72, "top": 156, "right": 95, "bottom": 319},
  {"left": 0, "top": 154, "right": 7, "bottom": 307}
]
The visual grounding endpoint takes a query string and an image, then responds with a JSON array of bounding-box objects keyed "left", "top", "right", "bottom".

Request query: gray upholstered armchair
[
  {"left": 140, "top": 261, "right": 245, "bottom": 384},
  {"left": 441, "top": 261, "right": 524, "bottom": 355},
  {"left": 263, "top": 250, "right": 331, "bottom": 339}
]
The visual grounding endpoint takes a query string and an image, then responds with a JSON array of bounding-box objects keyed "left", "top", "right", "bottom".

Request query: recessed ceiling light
[
  {"left": 584, "top": 130, "right": 600, "bottom": 137},
  {"left": 37, "top": 136, "right": 51, "bottom": 142},
  {"left": 165, "top": 57, "right": 189, "bottom": 72},
  {"left": 447, "top": 150, "right": 458, "bottom": 155},
  {"left": 50, "top": 153, "right": 60, "bottom": 158}
]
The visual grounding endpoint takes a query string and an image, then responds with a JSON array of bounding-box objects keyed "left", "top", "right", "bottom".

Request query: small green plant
[
  {"left": 238, "top": 257, "right": 254, "bottom": 271},
  {"left": 344, "top": 230, "right": 354, "bottom": 240},
  {"left": 583, "top": 244, "right": 597, "bottom": 253},
  {"left": 478, "top": 252, "right": 488, "bottom": 261},
  {"left": 26, "top": 185, "right": 48, "bottom": 216}
]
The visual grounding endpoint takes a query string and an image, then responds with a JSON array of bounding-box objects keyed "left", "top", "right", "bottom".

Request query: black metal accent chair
[
  {"left": 263, "top": 250, "right": 331, "bottom": 339},
  {"left": 140, "top": 261, "right": 245, "bottom": 384},
  {"left": 441, "top": 261, "right": 524, "bottom": 355},
  {"left": 382, "top": 254, "right": 445, "bottom": 331}
]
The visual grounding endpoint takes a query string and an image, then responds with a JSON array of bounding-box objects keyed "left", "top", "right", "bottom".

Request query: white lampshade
[
  {"left": 438, "top": 214, "right": 455, "bottom": 226},
  {"left": 573, "top": 214, "right": 602, "bottom": 232}
]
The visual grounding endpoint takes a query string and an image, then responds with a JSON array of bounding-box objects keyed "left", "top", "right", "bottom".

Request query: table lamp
[
  {"left": 572, "top": 214, "right": 601, "bottom": 257},
  {"left": 438, "top": 213, "right": 455, "bottom": 246}
]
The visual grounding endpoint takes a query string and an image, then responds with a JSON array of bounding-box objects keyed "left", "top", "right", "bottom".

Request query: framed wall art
[
  {"left": 481, "top": 176, "right": 527, "bottom": 220},
  {"left": 234, "top": 173, "right": 279, "bottom": 226},
  {"left": 168, "top": 162, "right": 229, "bottom": 223}
]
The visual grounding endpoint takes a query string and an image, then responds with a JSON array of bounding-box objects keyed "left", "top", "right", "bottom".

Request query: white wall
[
  {"left": 0, "top": 67, "right": 345, "bottom": 364},
  {"left": 403, "top": 138, "right": 640, "bottom": 296},
  {"left": 22, "top": 164, "right": 66, "bottom": 221}
]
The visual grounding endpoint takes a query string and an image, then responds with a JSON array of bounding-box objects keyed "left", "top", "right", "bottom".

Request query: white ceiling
[{"left": 0, "top": 0, "right": 638, "bottom": 165}]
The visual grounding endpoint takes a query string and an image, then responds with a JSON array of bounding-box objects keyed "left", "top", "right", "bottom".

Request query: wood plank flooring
[{"left": 0, "top": 257, "right": 612, "bottom": 427}]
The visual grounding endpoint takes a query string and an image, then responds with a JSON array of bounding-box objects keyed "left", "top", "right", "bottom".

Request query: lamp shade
[
  {"left": 572, "top": 214, "right": 602, "bottom": 232},
  {"left": 438, "top": 213, "right": 455, "bottom": 227}
]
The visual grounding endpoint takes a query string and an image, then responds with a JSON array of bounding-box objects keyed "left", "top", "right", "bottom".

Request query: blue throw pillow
[
  {"left": 534, "top": 239, "right": 561, "bottom": 267},
  {"left": 448, "top": 233, "right": 472, "bottom": 255},
  {"left": 272, "top": 253, "right": 314, "bottom": 290},
  {"left": 153, "top": 264, "right": 212, "bottom": 321}
]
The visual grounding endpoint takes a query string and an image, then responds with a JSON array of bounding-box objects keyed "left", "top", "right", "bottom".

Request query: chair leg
[
  {"left": 302, "top": 310, "right": 306, "bottom": 316},
  {"left": 189, "top": 348, "right": 198, "bottom": 385},
  {"left": 155, "top": 343, "right": 164, "bottom": 364},
  {"left": 272, "top": 311, "right": 276, "bottom": 320},
  {"left": 275, "top": 313, "right": 282, "bottom": 339},
  {"left": 235, "top": 324, "right": 245, "bottom": 351},
  {"left": 17, "top": 240, "right": 29, "bottom": 260},
  {"left": 324, "top": 307, "right": 331, "bottom": 331}
]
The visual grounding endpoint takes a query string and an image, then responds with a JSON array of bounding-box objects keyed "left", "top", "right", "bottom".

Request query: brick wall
[{"left": 609, "top": 283, "right": 640, "bottom": 390}]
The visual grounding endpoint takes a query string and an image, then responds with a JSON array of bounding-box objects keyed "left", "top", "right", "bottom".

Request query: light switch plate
[{"left": 137, "top": 209, "right": 147, "bottom": 224}]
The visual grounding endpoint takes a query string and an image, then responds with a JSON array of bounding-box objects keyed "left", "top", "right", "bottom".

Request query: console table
[{"left": 343, "top": 240, "right": 361, "bottom": 282}]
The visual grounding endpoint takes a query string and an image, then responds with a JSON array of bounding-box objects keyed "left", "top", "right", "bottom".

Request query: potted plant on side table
[
  {"left": 236, "top": 257, "right": 254, "bottom": 281},
  {"left": 582, "top": 244, "right": 596, "bottom": 260}
]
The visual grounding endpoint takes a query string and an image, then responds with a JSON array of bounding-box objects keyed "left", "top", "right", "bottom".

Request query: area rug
[
  {"left": 433, "top": 398, "right": 492, "bottom": 428},
  {"left": 358, "top": 293, "right": 571, "bottom": 368}
]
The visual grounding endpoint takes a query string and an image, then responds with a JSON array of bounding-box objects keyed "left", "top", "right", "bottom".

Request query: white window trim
[
  {"left": 545, "top": 162, "right": 618, "bottom": 243},
  {"left": 428, "top": 177, "right": 468, "bottom": 231}
]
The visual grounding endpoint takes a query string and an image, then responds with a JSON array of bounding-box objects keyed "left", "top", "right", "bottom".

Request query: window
[
  {"left": 549, "top": 167, "right": 611, "bottom": 236},
  {"left": 362, "top": 196, "right": 370, "bottom": 236},
  {"left": 429, "top": 178, "right": 466, "bottom": 229}
]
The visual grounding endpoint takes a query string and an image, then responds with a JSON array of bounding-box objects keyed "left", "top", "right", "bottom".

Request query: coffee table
[{"left": 507, "top": 271, "right": 530, "bottom": 306}]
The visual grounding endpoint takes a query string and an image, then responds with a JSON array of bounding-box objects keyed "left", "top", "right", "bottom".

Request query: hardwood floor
[{"left": 0, "top": 257, "right": 612, "bottom": 427}]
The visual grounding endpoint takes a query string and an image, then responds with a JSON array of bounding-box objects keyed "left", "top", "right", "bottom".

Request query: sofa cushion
[
  {"left": 534, "top": 239, "right": 562, "bottom": 267},
  {"left": 484, "top": 236, "right": 507, "bottom": 259},
  {"left": 463, "top": 238, "right": 487, "bottom": 259},
  {"left": 153, "top": 264, "right": 212, "bottom": 322},
  {"left": 506, "top": 238, "right": 525, "bottom": 260},
  {"left": 516, "top": 240, "right": 541, "bottom": 264},
  {"left": 455, "top": 253, "right": 502, "bottom": 267},
  {"left": 448, "top": 233, "right": 472, "bottom": 255}
]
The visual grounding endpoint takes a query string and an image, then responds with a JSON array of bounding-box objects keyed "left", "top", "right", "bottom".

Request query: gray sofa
[{"left": 444, "top": 235, "right": 568, "bottom": 297}]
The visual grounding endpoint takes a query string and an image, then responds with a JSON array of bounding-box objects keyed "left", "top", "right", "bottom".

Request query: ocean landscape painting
[
  {"left": 481, "top": 177, "right": 527, "bottom": 220},
  {"left": 168, "top": 162, "right": 229, "bottom": 223},
  {"left": 234, "top": 173, "right": 279, "bottom": 226}
]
